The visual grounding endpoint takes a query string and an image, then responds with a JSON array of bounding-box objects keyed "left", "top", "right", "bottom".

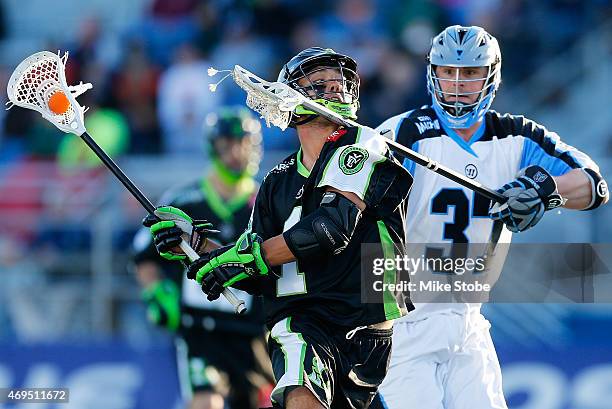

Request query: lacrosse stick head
[
  {"left": 231, "top": 65, "right": 304, "bottom": 131},
  {"left": 6, "top": 51, "right": 92, "bottom": 136}
]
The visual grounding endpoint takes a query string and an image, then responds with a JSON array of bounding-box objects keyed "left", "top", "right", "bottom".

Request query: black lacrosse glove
[
  {"left": 489, "top": 166, "right": 565, "bottom": 232},
  {"left": 142, "top": 206, "right": 217, "bottom": 261},
  {"left": 186, "top": 231, "right": 272, "bottom": 301}
]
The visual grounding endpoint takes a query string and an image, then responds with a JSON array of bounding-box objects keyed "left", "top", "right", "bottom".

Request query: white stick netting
[
  {"left": 6, "top": 51, "right": 91, "bottom": 135},
  {"left": 231, "top": 65, "right": 304, "bottom": 131}
]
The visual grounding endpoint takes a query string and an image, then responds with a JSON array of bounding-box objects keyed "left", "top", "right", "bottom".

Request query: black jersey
[
  {"left": 246, "top": 126, "right": 414, "bottom": 329},
  {"left": 132, "top": 177, "right": 262, "bottom": 332}
]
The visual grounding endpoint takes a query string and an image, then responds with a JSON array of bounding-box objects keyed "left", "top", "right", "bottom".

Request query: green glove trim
[
  {"left": 149, "top": 220, "right": 175, "bottom": 234},
  {"left": 149, "top": 219, "right": 186, "bottom": 260},
  {"left": 195, "top": 231, "right": 269, "bottom": 284},
  {"left": 156, "top": 206, "right": 193, "bottom": 223},
  {"left": 224, "top": 272, "right": 251, "bottom": 287},
  {"left": 160, "top": 252, "right": 186, "bottom": 261},
  {"left": 141, "top": 280, "right": 181, "bottom": 331},
  {"left": 249, "top": 236, "right": 269, "bottom": 275}
]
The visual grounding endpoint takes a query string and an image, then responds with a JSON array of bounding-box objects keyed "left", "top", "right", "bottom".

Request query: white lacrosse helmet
[{"left": 427, "top": 25, "right": 501, "bottom": 129}]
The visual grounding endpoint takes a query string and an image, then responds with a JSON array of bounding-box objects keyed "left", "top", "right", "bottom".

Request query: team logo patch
[
  {"left": 465, "top": 164, "right": 478, "bottom": 179},
  {"left": 597, "top": 180, "right": 608, "bottom": 198},
  {"left": 415, "top": 118, "right": 440, "bottom": 134},
  {"left": 339, "top": 146, "right": 369, "bottom": 175},
  {"left": 533, "top": 171, "right": 548, "bottom": 183},
  {"left": 307, "top": 356, "right": 328, "bottom": 390}
]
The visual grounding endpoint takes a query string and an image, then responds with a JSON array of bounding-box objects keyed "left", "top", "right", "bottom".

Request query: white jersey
[{"left": 376, "top": 106, "right": 596, "bottom": 321}]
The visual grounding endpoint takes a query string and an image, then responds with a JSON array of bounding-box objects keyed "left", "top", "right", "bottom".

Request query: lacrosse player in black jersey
[
  {"left": 145, "top": 47, "right": 414, "bottom": 409},
  {"left": 133, "top": 107, "right": 273, "bottom": 409}
]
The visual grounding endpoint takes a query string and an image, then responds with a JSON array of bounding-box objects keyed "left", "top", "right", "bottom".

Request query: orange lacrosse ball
[{"left": 48, "top": 91, "right": 70, "bottom": 115}]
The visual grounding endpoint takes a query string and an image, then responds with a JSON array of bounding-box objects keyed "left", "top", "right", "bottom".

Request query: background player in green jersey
[{"left": 133, "top": 107, "right": 273, "bottom": 409}]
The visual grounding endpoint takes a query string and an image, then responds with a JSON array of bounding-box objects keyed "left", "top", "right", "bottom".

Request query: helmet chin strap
[
  {"left": 446, "top": 101, "right": 471, "bottom": 117},
  {"left": 292, "top": 113, "right": 320, "bottom": 126},
  {"left": 291, "top": 99, "right": 359, "bottom": 128}
]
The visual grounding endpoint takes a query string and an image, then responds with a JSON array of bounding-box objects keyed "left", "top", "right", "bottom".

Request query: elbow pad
[
  {"left": 283, "top": 192, "right": 362, "bottom": 261},
  {"left": 582, "top": 168, "right": 609, "bottom": 210}
]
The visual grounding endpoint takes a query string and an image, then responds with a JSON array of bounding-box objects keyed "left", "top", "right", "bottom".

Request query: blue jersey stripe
[
  {"left": 402, "top": 140, "right": 418, "bottom": 175},
  {"left": 520, "top": 132, "right": 588, "bottom": 175}
]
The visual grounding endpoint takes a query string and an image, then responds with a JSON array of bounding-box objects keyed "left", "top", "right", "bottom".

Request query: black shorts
[
  {"left": 176, "top": 325, "right": 273, "bottom": 409},
  {"left": 268, "top": 315, "right": 393, "bottom": 409}
]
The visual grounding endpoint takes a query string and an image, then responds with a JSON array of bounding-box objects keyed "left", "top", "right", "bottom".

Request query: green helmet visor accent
[
  {"left": 199, "top": 176, "right": 255, "bottom": 223},
  {"left": 211, "top": 155, "right": 253, "bottom": 185},
  {"left": 294, "top": 99, "right": 358, "bottom": 120}
]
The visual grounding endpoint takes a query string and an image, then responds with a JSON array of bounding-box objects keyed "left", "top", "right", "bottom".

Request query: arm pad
[
  {"left": 283, "top": 192, "right": 362, "bottom": 261},
  {"left": 582, "top": 168, "right": 609, "bottom": 211}
]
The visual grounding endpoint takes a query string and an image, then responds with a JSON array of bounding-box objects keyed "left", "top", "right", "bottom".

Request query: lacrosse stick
[
  {"left": 7, "top": 51, "right": 246, "bottom": 314},
  {"left": 209, "top": 65, "right": 506, "bottom": 204}
]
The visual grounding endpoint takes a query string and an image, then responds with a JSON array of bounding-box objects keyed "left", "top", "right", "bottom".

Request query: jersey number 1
[{"left": 277, "top": 206, "right": 307, "bottom": 296}]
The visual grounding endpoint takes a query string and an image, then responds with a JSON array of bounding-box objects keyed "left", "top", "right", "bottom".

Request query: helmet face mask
[
  {"left": 291, "top": 65, "right": 359, "bottom": 105},
  {"left": 429, "top": 64, "right": 499, "bottom": 117},
  {"left": 204, "top": 107, "right": 262, "bottom": 182},
  {"left": 278, "top": 47, "right": 360, "bottom": 123},
  {"left": 426, "top": 25, "right": 502, "bottom": 129}
]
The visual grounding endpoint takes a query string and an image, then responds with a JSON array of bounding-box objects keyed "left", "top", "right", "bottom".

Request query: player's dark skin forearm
[
  {"left": 187, "top": 238, "right": 221, "bottom": 257},
  {"left": 202, "top": 238, "right": 221, "bottom": 253},
  {"left": 262, "top": 235, "right": 296, "bottom": 266}
]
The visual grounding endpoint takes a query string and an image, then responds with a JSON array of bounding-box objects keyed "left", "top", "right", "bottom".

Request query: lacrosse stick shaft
[
  {"left": 385, "top": 138, "right": 506, "bottom": 203},
  {"left": 80, "top": 132, "right": 156, "bottom": 213},
  {"left": 79, "top": 132, "right": 247, "bottom": 314},
  {"left": 297, "top": 99, "right": 506, "bottom": 203}
]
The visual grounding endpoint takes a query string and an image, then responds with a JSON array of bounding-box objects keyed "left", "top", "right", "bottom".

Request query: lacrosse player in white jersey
[{"left": 373, "top": 25, "right": 609, "bottom": 409}]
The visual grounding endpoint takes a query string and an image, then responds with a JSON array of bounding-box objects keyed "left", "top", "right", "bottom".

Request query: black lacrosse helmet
[
  {"left": 278, "top": 47, "right": 360, "bottom": 125},
  {"left": 204, "top": 106, "right": 262, "bottom": 182},
  {"left": 205, "top": 106, "right": 261, "bottom": 142}
]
